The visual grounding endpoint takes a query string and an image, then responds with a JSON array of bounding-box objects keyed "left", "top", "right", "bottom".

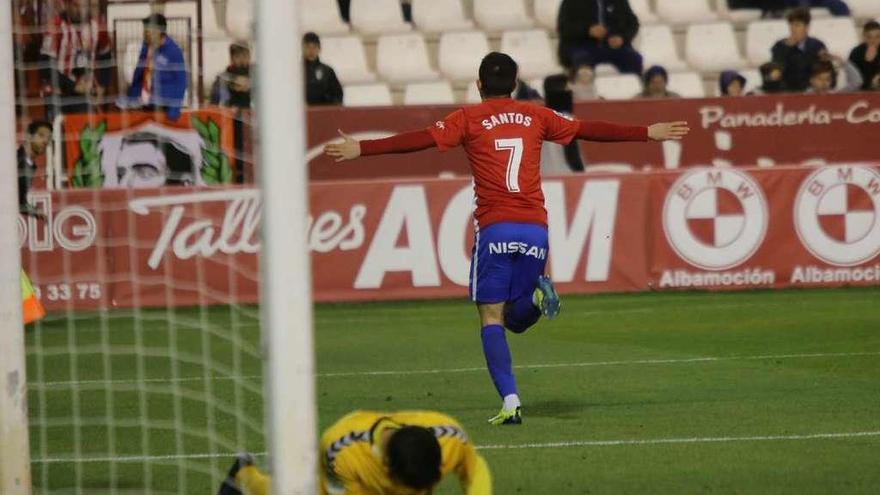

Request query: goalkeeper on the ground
[{"left": 218, "top": 410, "right": 491, "bottom": 495}]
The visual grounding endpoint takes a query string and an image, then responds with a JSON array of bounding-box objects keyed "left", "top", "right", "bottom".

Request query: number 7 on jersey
[{"left": 495, "top": 138, "right": 524, "bottom": 193}]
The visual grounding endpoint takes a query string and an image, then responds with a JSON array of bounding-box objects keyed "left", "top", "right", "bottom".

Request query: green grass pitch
[{"left": 25, "top": 287, "right": 880, "bottom": 494}]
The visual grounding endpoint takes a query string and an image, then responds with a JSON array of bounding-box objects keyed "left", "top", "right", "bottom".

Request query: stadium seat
[
  {"left": 849, "top": 0, "right": 880, "bottom": 18},
  {"left": 594, "top": 74, "right": 642, "bottom": 100},
  {"left": 635, "top": 24, "right": 688, "bottom": 71},
  {"left": 202, "top": 38, "right": 234, "bottom": 93},
  {"left": 716, "top": 1, "right": 762, "bottom": 23},
  {"left": 465, "top": 81, "right": 482, "bottom": 103},
  {"left": 667, "top": 71, "right": 706, "bottom": 98},
  {"left": 474, "top": 0, "right": 534, "bottom": 31},
  {"left": 376, "top": 34, "right": 439, "bottom": 83},
  {"left": 594, "top": 63, "right": 619, "bottom": 75},
  {"left": 500, "top": 30, "right": 562, "bottom": 79},
  {"left": 319, "top": 36, "right": 376, "bottom": 84},
  {"left": 225, "top": 0, "right": 253, "bottom": 39},
  {"left": 745, "top": 20, "right": 789, "bottom": 67},
  {"left": 403, "top": 81, "right": 456, "bottom": 105},
  {"left": 528, "top": 78, "right": 546, "bottom": 98},
  {"left": 685, "top": 22, "right": 746, "bottom": 71},
  {"left": 630, "top": 0, "right": 659, "bottom": 25},
  {"left": 411, "top": 0, "right": 474, "bottom": 32},
  {"left": 810, "top": 18, "right": 860, "bottom": 59},
  {"left": 350, "top": 0, "right": 411, "bottom": 34},
  {"left": 656, "top": 0, "right": 718, "bottom": 24},
  {"left": 301, "top": 0, "right": 350, "bottom": 35},
  {"left": 534, "top": 0, "right": 562, "bottom": 30},
  {"left": 439, "top": 31, "right": 490, "bottom": 81},
  {"left": 343, "top": 83, "right": 393, "bottom": 107}
]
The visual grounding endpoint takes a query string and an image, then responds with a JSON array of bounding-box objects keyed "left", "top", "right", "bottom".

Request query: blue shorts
[{"left": 469, "top": 222, "right": 549, "bottom": 304}]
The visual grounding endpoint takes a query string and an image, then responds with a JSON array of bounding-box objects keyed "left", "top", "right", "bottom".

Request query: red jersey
[{"left": 427, "top": 98, "right": 580, "bottom": 228}]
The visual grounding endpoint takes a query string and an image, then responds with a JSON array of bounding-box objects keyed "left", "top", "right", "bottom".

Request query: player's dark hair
[
  {"left": 303, "top": 31, "right": 321, "bottom": 46},
  {"left": 864, "top": 21, "right": 880, "bottom": 33},
  {"left": 787, "top": 7, "right": 811, "bottom": 25},
  {"left": 27, "top": 120, "right": 51, "bottom": 135},
  {"left": 478, "top": 52, "right": 518, "bottom": 97},
  {"left": 386, "top": 426, "right": 442, "bottom": 490}
]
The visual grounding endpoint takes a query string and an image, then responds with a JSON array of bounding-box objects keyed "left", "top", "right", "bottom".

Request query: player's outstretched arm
[
  {"left": 647, "top": 121, "right": 690, "bottom": 141},
  {"left": 324, "top": 130, "right": 362, "bottom": 162},
  {"left": 324, "top": 128, "right": 438, "bottom": 162}
]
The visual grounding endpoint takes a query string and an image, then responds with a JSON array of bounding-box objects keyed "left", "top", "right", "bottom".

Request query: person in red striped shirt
[
  {"left": 325, "top": 52, "right": 689, "bottom": 425},
  {"left": 39, "top": 0, "right": 111, "bottom": 112}
]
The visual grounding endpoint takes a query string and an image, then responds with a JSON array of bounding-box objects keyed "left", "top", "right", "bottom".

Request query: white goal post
[
  {"left": 0, "top": 3, "right": 32, "bottom": 495},
  {"left": 255, "top": 0, "right": 319, "bottom": 494}
]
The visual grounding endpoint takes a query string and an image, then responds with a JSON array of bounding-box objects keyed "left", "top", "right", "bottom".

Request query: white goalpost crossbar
[
  {"left": 255, "top": 0, "right": 319, "bottom": 494},
  {"left": 0, "top": 3, "right": 32, "bottom": 495}
]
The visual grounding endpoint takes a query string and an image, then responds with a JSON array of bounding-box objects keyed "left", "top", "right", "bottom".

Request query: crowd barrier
[
  {"left": 20, "top": 163, "right": 880, "bottom": 311},
  {"left": 50, "top": 92, "right": 880, "bottom": 187}
]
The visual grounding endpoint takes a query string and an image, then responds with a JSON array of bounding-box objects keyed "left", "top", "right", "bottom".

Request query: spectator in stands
[
  {"left": 514, "top": 79, "right": 542, "bottom": 101},
  {"left": 122, "top": 14, "right": 188, "bottom": 120},
  {"left": 638, "top": 65, "right": 680, "bottom": 99},
  {"left": 771, "top": 8, "right": 827, "bottom": 92},
  {"left": 719, "top": 71, "right": 747, "bottom": 96},
  {"left": 17, "top": 121, "right": 52, "bottom": 215},
  {"left": 849, "top": 21, "right": 880, "bottom": 91},
  {"left": 806, "top": 58, "right": 863, "bottom": 94},
  {"left": 787, "top": 0, "right": 850, "bottom": 17},
  {"left": 40, "top": 0, "right": 111, "bottom": 113},
  {"left": 557, "top": 0, "right": 642, "bottom": 74},
  {"left": 729, "top": 0, "right": 850, "bottom": 18},
  {"left": 754, "top": 62, "right": 787, "bottom": 94},
  {"left": 569, "top": 64, "right": 599, "bottom": 101},
  {"left": 302, "top": 32, "right": 344, "bottom": 106},
  {"left": 210, "top": 41, "right": 252, "bottom": 108}
]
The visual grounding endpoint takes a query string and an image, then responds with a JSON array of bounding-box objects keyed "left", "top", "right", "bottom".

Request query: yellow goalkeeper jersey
[{"left": 320, "top": 410, "right": 492, "bottom": 495}]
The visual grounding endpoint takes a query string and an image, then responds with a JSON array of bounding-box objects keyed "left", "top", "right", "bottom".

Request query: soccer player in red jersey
[{"left": 325, "top": 52, "right": 689, "bottom": 425}]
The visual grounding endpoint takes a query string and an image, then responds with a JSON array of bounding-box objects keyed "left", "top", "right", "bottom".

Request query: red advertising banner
[
  {"left": 20, "top": 164, "right": 880, "bottom": 312},
  {"left": 306, "top": 93, "right": 880, "bottom": 180}
]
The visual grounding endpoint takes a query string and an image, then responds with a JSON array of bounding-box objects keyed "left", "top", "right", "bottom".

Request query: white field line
[
  {"left": 31, "top": 351, "right": 880, "bottom": 387},
  {"left": 32, "top": 430, "right": 880, "bottom": 464}
]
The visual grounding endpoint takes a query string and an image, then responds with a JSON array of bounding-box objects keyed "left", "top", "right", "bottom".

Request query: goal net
[{"left": 5, "top": 0, "right": 314, "bottom": 493}]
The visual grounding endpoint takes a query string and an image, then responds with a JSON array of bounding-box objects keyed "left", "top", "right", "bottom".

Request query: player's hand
[
  {"left": 648, "top": 121, "right": 690, "bottom": 141},
  {"left": 324, "top": 129, "right": 361, "bottom": 162}
]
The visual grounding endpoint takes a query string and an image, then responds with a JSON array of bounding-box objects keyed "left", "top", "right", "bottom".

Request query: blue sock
[
  {"left": 504, "top": 295, "right": 541, "bottom": 334},
  {"left": 481, "top": 324, "right": 517, "bottom": 398}
]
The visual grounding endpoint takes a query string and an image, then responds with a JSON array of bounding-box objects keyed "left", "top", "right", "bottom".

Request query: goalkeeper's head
[{"left": 386, "top": 426, "right": 442, "bottom": 490}]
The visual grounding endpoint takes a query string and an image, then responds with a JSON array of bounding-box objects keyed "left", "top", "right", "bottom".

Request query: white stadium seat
[
  {"left": 656, "top": 0, "right": 717, "bottom": 24},
  {"left": 594, "top": 63, "right": 619, "bottom": 75},
  {"left": 595, "top": 74, "right": 642, "bottom": 100},
  {"left": 319, "top": 36, "right": 376, "bottom": 84},
  {"left": 411, "top": 0, "right": 474, "bottom": 32},
  {"left": 716, "top": 0, "right": 762, "bottom": 23},
  {"left": 225, "top": 0, "right": 253, "bottom": 40},
  {"left": 474, "top": 0, "right": 534, "bottom": 31},
  {"left": 630, "top": 0, "right": 659, "bottom": 25},
  {"left": 439, "top": 31, "right": 491, "bottom": 81},
  {"left": 500, "top": 29, "right": 562, "bottom": 79},
  {"left": 350, "top": 0, "right": 411, "bottom": 34},
  {"left": 849, "top": 0, "right": 880, "bottom": 18},
  {"left": 403, "top": 81, "right": 456, "bottom": 105},
  {"left": 201, "top": 38, "right": 234, "bottom": 93},
  {"left": 810, "top": 18, "right": 860, "bottom": 59},
  {"left": 343, "top": 83, "right": 393, "bottom": 107},
  {"left": 301, "top": 0, "right": 350, "bottom": 35},
  {"left": 667, "top": 71, "right": 705, "bottom": 98},
  {"left": 528, "top": 78, "right": 546, "bottom": 98},
  {"left": 746, "top": 20, "right": 789, "bottom": 67},
  {"left": 534, "top": 0, "right": 562, "bottom": 30},
  {"left": 686, "top": 22, "right": 746, "bottom": 71},
  {"left": 376, "top": 33, "right": 438, "bottom": 83},
  {"left": 635, "top": 24, "right": 687, "bottom": 71},
  {"left": 465, "top": 82, "right": 482, "bottom": 103}
]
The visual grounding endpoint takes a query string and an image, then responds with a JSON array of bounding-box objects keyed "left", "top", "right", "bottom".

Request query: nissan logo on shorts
[
  {"left": 794, "top": 165, "right": 880, "bottom": 267},
  {"left": 663, "top": 168, "right": 768, "bottom": 271}
]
